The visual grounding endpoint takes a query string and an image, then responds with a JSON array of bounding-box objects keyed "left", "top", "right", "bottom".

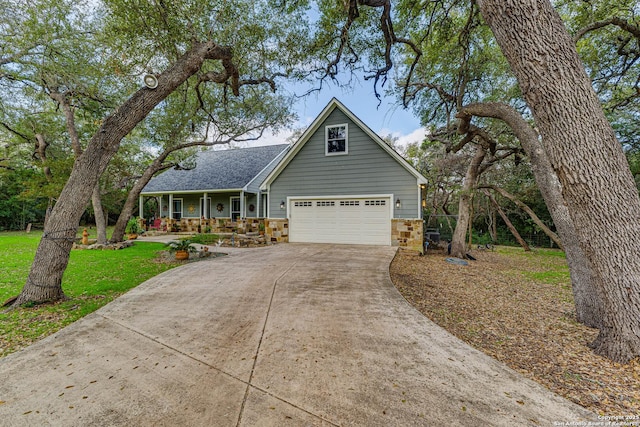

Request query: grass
[
  {"left": 0, "top": 230, "right": 181, "bottom": 357},
  {"left": 188, "top": 233, "right": 221, "bottom": 245}
]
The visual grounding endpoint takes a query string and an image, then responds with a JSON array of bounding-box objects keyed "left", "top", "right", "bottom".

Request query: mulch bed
[{"left": 390, "top": 247, "right": 640, "bottom": 416}]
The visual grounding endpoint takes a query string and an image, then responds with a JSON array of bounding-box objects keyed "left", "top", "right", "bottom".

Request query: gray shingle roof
[{"left": 142, "top": 144, "right": 289, "bottom": 193}]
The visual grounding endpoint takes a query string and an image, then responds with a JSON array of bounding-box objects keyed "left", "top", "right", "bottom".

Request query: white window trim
[{"left": 325, "top": 123, "right": 348, "bottom": 156}]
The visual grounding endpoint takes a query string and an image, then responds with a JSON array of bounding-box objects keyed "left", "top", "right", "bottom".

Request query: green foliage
[
  {"left": 165, "top": 239, "right": 197, "bottom": 253},
  {"left": 0, "top": 0, "right": 306, "bottom": 234},
  {"left": 0, "top": 231, "right": 180, "bottom": 357},
  {"left": 124, "top": 217, "right": 143, "bottom": 234},
  {"left": 0, "top": 168, "right": 45, "bottom": 230}
]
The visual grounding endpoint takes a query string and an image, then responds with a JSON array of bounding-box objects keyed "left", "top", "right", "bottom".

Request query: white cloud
[
  {"left": 396, "top": 127, "right": 428, "bottom": 147},
  {"left": 378, "top": 127, "right": 428, "bottom": 149}
]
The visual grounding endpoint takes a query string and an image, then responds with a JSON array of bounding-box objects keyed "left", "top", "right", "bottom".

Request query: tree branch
[
  {"left": 48, "top": 89, "right": 82, "bottom": 157},
  {"left": 480, "top": 184, "right": 564, "bottom": 249},
  {"left": 574, "top": 17, "right": 640, "bottom": 42}
]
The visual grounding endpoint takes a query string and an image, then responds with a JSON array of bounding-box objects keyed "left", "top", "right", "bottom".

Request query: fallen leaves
[{"left": 390, "top": 247, "right": 640, "bottom": 416}]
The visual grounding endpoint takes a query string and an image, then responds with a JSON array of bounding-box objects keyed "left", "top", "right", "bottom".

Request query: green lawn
[{"left": 0, "top": 230, "right": 181, "bottom": 357}]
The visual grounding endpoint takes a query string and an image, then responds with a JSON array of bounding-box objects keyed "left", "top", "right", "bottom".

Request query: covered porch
[{"left": 139, "top": 189, "right": 269, "bottom": 234}]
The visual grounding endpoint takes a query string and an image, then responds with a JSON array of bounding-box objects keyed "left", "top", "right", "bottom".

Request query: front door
[{"left": 230, "top": 197, "right": 240, "bottom": 221}]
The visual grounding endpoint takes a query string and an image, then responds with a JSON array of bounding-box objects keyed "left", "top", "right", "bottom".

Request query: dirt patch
[{"left": 390, "top": 247, "right": 640, "bottom": 416}]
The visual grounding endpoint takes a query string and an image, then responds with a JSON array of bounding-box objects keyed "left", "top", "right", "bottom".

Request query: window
[
  {"left": 365, "top": 200, "right": 386, "bottom": 206},
  {"left": 316, "top": 201, "right": 335, "bottom": 207},
  {"left": 325, "top": 124, "right": 348, "bottom": 155},
  {"left": 339, "top": 200, "right": 359, "bottom": 206},
  {"left": 294, "top": 201, "right": 313, "bottom": 207}
]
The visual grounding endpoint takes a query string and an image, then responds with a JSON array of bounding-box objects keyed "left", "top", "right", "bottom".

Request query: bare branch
[
  {"left": 480, "top": 184, "right": 564, "bottom": 249},
  {"left": 574, "top": 17, "right": 640, "bottom": 42},
  {"left": 48, "top": 89, "right": 82, "bottom": 157},
  {"left": 0, "top": 121, "right": 31, "bottom": 142}
]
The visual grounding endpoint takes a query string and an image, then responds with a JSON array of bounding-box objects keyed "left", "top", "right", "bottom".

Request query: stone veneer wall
[
  {"left": 265, "top": 218, "right": 289, "bottom": 243},
  {"left": 158, "top": 217, "right": 266, "bottom": 234},
  {"left": 391, "top": 219, "right": 423, "bottom": 252}
]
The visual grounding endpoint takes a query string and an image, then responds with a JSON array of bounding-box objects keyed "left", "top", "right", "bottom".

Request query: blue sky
[{"left": 247, "top": 80, "right": 427, "bottom": 150}]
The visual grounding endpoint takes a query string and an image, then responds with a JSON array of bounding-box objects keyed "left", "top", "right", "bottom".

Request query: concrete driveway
[{"left": 0, "top": 244, "right": 593, "bottom": 426}]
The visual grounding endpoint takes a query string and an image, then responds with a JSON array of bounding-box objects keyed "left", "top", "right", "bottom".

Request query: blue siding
[{"left": 269, "top": 109, "right": 419, "bottom": 218}]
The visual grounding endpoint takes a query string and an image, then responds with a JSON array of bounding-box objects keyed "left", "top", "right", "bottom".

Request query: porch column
[
  {"left": 240, "top": 190, "right": 245, "bottom": 219},
  {"left": 158, "top": 196, "right": 162, "bottom": 218},
  {"left": 138, "top": 195, "right": 144, "bottom": 220},
  {"left": 169, "top": 194, "right": 174, "bottom": 219},
  {"left": 256, "top": 191, "right": 261, "bottom": 218},
  {"left": 203, "top": 192, "right": 208, "bottom": 218}
]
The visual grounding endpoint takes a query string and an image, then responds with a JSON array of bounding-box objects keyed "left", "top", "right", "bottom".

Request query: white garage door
[{"left": 289, "top": 197, "right": 391, "bottom": 245}]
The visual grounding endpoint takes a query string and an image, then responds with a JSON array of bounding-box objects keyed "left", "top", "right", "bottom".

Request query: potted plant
[
  {"left": 165, "top": 239, "right": 196, "bottom": 260},
  {"left": 258, "top": 222, "right": 265, "bottom": 236},
  {"left": 125, "top": 217, "right": 143, "bottom": 240}
]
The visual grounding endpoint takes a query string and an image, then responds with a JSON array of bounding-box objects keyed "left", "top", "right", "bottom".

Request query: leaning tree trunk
[
  {"left": 110, "top": 167, "right": 161, "bottom": 243},
  {"left": 13, "top": 41, "right": 228, "bottom": 306},
  {"left": 450, "top": 145, "right": 486, "bottom": 258},
  {"left": 460, "top": 102, "right": 605, "bottom": 330},
  {"left": 483, "top": 189, "right": 530, "bottom": 251},
  {"left": 478, "top": 0, "right": 640, "bottom": 362},
  {"left": 485, "top": 185, "right": 563, "bottom": 249},
  {"left": 92, "top": 184, "right": 108, "bottom": 245}
]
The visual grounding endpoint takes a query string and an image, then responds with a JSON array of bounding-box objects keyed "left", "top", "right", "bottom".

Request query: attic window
[{"left": 325, "top": 124, "right": 348, "bottom": 156}]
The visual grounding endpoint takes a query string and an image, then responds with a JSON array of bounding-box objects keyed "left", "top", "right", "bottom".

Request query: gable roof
[
  {"left": 260, "top": 98, "right": 427, "bottom": 191},
  {"left": 142, "top": 144, "right": 289, "bottom": 194}
]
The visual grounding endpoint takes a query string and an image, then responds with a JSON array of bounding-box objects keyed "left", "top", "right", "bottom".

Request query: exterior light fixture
[
  {"left": 395, "top": 198, "right": 401, "bottom": 209},
  {"left": 143, "top": 73, "right": 158, "bottom": 89},
  {"left": 280, "top": 200, "right": 285, "bottom": 210}
]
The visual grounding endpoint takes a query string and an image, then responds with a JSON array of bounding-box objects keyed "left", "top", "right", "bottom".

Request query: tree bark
[
  {"left": 92, "top": 184, "right": 107, "bottom": 245},
  {"left": 477, "top": 0, "right": 640, "bottom": 362},
  {"left": 34, "top": 134, "right": 54, "bottom": 228},
  {"left": 13, "top": 41, "right": 233, "bottom": 306},
  {"left": 450, "top": 145, "right": 485, "bottom": 258},
  {"left": 50, "top": 92, "right": 109, "bottom": 245},
  {"left": 488, "top": 207, "right": 497, "bottom": 243},
  {"left": 483, "top": 189, "right": 531, "bottom": 251}
]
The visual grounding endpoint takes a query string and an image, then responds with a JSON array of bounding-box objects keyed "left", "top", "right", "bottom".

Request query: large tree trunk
[
  {"left": 13, "top": 41, "right": 228, "bottom": 307},
  {"left": 460, "top": 102, "right": 605, "bottom": 329},
  {"left": 478, "top": 0, "right": 640, "bottom": 362},
  {"left": 450, "top": 145, "right": 486, "bottom": 258},
  {"left": 92, "top": 184, "right": 108, "bottom": 245}
]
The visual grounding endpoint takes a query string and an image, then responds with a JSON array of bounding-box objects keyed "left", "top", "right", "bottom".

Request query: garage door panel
[{"left": 290, "top": 197, "right": 390, "bottom": 245}]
